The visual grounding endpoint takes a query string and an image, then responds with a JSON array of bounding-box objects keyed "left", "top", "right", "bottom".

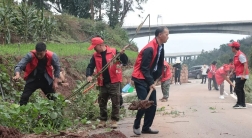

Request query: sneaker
[
  {"left": 219, "top": 95, "right": 224, "bottom": 99},
  {"left": 159, "top": 97, "right": 165, "bottom": 100},
  {"left": 97, "top": 121, "right": 106, "bottom": 128},
  {"left": 241, "top": 105, "right": 247, "bottom": 109},
  {"left": 160, "top": 98, "right": 168, "bottom": 102},
  {"left": 111, "top": 120, "right": 118, "bottom": 129},
  {"left": 233, "top": 104, "right": 244, "bottom": 109},
  {"left": 133, "top": 126, "right": 141, "bottom": 135}
]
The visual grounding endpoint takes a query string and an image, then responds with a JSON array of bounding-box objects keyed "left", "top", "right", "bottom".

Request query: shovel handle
[{"left": 145, "top": 79, "right": 159, "bottom": 100}]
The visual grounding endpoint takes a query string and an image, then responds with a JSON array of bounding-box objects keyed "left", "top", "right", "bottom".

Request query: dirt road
[{"left": 117, "top": 79, "right": 252, "bottom": 138}]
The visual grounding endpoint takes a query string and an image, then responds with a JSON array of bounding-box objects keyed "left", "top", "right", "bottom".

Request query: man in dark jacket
[
  {"left": 13, "top": 42, "right": 60, "bottom": 105},
  {"left": 131, "top": 27, "right": 169, "bottom": 135}
]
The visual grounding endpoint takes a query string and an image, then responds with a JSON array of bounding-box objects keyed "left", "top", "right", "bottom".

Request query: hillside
[
  {"left": 0, "top": 1, "right": 139, "bottom": 97},
  {"left": 0, "top": 1, "right": 141, "bottom": 137},
  {"left": 0, "top": 2, "right": 138, "bottom": 51}
]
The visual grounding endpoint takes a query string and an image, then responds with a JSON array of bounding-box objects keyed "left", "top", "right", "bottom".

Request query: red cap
[
  {"left": 88, "top": 37, "right": 104, "bottom": 50},
  {"left": 228, "top": 41, "right": 240, "bottom": 48}
]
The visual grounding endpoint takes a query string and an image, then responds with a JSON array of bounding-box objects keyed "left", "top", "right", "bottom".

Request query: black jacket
[{"left": 132, "top": 45, "right": 164, "bottom": 87}]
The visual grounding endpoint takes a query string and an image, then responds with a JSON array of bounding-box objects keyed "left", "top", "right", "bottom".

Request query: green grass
[
  {"left": 0, "top": 43, "right": 138, "bottom": 61},
  {"left": 245, "top": 74, "right": 252, "bottom": 103}
]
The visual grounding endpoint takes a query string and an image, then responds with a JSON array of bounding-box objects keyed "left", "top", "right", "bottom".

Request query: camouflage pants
[
  {"left": 161, "top": 79, "right": 170, "bottom": 98},
  {"left": 98, "top": 82, "right": 120, "bottom": 121}
]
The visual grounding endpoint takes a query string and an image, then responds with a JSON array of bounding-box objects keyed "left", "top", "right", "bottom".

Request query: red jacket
[
  {"left": 24, "top": 50, "right": 53, "bottom": 80},
  {"left": 234, "top": 50, "right": 249, "bottom": 76},
  {"left": 132, "top": 38, "right": 159, "bottom": 79},
  {"left": 161, "top": 61, "right": 172, "bottom": 82},
  {"left": 94, "top": 46, "right": 122, "bottom": 86}
]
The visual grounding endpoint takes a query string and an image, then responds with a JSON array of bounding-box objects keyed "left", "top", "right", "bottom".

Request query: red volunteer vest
[
  {"left": 24, "top": 50, "right": 53, "bottom": 80},
  {"left": 161, "top": 61, "right": 172, "bottom": 82},
  {"left": 215, "top": 66, "right": 227, "bottom": 85},
  {"left": 207, "top": 64, "right": 217, "bottom": 79},
  {"left": 132, "top": 38, "right": 159, "bottom": 79},
  {"left": 234, "top": 50, "right": 249, "bottom": 76},
  {"left": 94, "top": 46, "right": 122, "bottom": 86}
]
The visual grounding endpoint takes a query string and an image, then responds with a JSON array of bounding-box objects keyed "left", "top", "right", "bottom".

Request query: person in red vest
[
  {"left": 207, "top": 61, "right": 219, "bottom": 90},
  {"left": 159, "top": 61, "right": 172, "bottom": 102},
  {"left": 215, "top": 64, "right": 233, "bottom": 99},
  {"left": 131, "top": 27, "right": 169, "bottom": 135},
  {"left": 85, "top": 37, "right": 128, "bottom": 129},
  {"left": 13, "top": 42, "right": 60, "bottom": 105},
  {"left": 228, "top": 41, "right": 249, "bottom": 109},
  {"left": 92, "top": 35, "right": 125, "bottom": 108},
  {"left": 228, "top": 58, "right": 235, "bottom": 94}
]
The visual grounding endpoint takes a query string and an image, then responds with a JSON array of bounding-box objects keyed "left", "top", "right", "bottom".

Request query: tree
[
  {"left": 58, "top": 0, "right": 91, "bottom": 18},
  {"left": 22, "top": 0, "right": 147, "bottom": 28},
  {"left": 104, "top": 0, "right": 148, "bottom": 28}
]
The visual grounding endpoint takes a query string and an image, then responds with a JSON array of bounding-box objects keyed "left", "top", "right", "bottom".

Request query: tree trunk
[
  {"left": 98, "top": 0, "right": 102, "bottom": 20},
  {"left": 115, "top": 0, "right": 120, "bottom": 21},
  {"left": 90, "top": 0, "right": 94, "bottom": 20},
  {"left": 119, "top": 0, "right": 131, "bottom": 26},
  {"left": 108, "top": 0, "right": 114, "bottom": 27},
  {"left": 27, "top": 0, "right": 33, "bottom": 5}
]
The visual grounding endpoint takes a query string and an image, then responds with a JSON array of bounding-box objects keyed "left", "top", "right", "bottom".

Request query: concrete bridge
[
  {"left": 165, "top": 51, "right": 201, "bottom": 63},
  {"left": 123, "top": 20, "right": 252, "bottom": 38}
]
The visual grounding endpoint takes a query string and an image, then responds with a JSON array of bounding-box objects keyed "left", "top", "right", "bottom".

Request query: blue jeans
[{"left": 133, "top": 81, "right": 157, "bottom": 131}]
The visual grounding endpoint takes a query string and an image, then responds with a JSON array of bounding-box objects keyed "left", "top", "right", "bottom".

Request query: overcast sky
[{"left": 123, "top": 0, "right": 250, "bottom": 53}]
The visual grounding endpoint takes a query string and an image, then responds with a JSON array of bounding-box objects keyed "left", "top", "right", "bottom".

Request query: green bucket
[{"left": 128, "top": 86, "right": 134, "bottom": 93}]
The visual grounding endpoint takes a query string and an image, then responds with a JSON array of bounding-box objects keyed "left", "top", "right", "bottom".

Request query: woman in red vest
[
  {"left": 160, "top": 61, "right": 172, "bottom": 102},
  {"left": 85, "top": 37, "right": 128, "bottom": 129},
  {"left": 207, "top": 61, "right": 219, "bottom": 90},
  {"left": 13, "top": 42, "right": 60, "bottom": 105},
  {"left": 131, "top": 27, "right": 169, "bottom": 135},
  {"left": 228, "top": 41, "right": 249, "bottom": 109},
  {"left": 215, "top": 64, "right": 233, "bottom": 99}
]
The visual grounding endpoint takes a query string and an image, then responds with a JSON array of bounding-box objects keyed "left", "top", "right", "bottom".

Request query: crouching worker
[
  {"left": 85, "top": 37, "right": 128, "bottom": 129},
  {"left": 215, "top": 64, "right": 234, "bottom": 100},
  {"left": 13, "top": 42, "right": 60, "bottom": 105}
]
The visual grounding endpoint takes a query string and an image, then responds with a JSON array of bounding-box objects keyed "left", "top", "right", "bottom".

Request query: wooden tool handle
[{"left": 145, "top": 80, "right": 159, "bottom": 100}]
